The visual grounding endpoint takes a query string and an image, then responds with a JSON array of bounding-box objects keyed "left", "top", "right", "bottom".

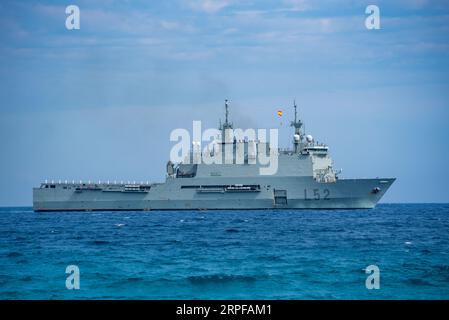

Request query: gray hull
[{"left": 33, "top": 177, "right": 395, "bottom": 212}]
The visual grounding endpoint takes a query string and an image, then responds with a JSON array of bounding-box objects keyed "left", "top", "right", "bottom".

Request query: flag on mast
[{"left": 277, "top": 109, "right": 283, "bottom": 126}]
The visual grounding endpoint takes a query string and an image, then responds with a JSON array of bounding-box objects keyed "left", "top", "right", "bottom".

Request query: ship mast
[
  {"left": 222, "top": 99, "right": 232, "bottom": 130},
  {"left": 220, "top": 99, "right": 233, "bottom": 143},
  {"left": 225, "top": 99, "right": 229, "bottom": 126},
  {"left": 290, "top": 100, "right": 303, "bottom": 153}
]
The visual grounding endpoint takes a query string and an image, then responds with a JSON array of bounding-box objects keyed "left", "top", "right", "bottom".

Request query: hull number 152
[{"left": 304, "top": 189, "right": 330, "bottom": 200}]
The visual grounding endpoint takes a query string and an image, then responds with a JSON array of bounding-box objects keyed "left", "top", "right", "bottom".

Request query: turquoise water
[{"left": 0, "top": 204, "right": 448, "bottom": 299}]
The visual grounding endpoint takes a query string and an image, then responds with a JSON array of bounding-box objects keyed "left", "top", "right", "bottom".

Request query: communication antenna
[
  {"left": 294, "top": 99, "right": 297, "bottom": 124},
  {"left": 290, "top": 99, "right": 304, "bottom": 153},
  {"left": 225, "top": 99, "right": 229, "bottom": 126}
]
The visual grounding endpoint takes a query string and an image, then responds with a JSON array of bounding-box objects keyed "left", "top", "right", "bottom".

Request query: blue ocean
[{"left": 1, "top": 204, "right": 448, "bottom": 299}]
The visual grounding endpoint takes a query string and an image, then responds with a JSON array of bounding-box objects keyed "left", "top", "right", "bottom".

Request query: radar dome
[
  {"left": 294, "top": 134, "right": 300, "bottom": 141},
  {"left": 306, "top": 135, "right": 313, "bottom": 143}
]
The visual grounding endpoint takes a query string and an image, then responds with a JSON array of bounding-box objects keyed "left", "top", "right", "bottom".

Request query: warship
[{"left": 33, "top": 101, "right": 395, "bottom": 211}]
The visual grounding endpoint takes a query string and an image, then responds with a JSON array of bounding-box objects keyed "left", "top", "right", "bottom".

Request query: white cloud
[
  {"left": 185, "top": 0, "right": 233, "bottom": 13},
  {"left": 283, "top": 0, "right": 309, "bottom": 11}
]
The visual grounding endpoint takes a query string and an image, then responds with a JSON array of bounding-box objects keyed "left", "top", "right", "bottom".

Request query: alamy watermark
[
  {"left": 64, "top": 5, "right": 380, "bottom": 31},
  {"left": 169, "top": 121, "right": 279, "bottom": 175},
  {"left": 66, "top": 265, "right": 80, "bottom": 290},
  {"left": 365, "top": 265, "right": 380, "bottom": 289},
  {"left": 65, "top": 5, "right": 80, "bottom": 30},
  {"left": 365, "top": 5, "right": 380, "bottom": 30}
]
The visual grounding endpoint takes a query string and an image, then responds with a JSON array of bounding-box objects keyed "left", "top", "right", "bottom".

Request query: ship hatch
[{"left": 274, "top": 189, "right": 288, "bottom": 206}]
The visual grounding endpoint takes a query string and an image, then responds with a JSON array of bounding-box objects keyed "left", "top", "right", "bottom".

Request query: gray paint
[{"left": 33, "top": 102, "right": 395, "bottom": 211}]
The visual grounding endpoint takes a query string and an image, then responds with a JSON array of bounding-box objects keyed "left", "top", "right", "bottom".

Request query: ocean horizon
[{"left": 1, "top": 204, "right": 448, "bottom": 299}]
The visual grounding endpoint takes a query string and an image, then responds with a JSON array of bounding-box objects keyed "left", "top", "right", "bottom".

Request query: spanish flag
[{"left": 277, "top": 110, "right": 283, "bottom": 117}]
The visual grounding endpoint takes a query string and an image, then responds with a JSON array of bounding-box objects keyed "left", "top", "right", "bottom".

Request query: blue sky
[{"left": 0, "top": 0, "right": 449, "bottom": 205}]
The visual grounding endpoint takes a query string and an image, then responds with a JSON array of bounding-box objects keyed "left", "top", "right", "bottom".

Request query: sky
[{"left": 0, "top": 0, "right": 449, "bottom": 205}]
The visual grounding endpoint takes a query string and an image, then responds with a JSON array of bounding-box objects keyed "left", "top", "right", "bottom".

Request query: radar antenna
[{"left": 290, "top": 100, "right": 302, "bottom": 135}]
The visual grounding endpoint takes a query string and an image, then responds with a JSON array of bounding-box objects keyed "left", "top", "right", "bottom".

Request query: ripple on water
[
  {"left": 89, "top": 240, "right": 111, "bottom": 245},
  {"left": 187, "top": 274, "right": 258, "bottom": 285},
  {"left": 1, "top": 204, "right": 449, "bottom": 299},
  {"left": 6, "top": 252, "right": 23, "bottom": 258}
]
